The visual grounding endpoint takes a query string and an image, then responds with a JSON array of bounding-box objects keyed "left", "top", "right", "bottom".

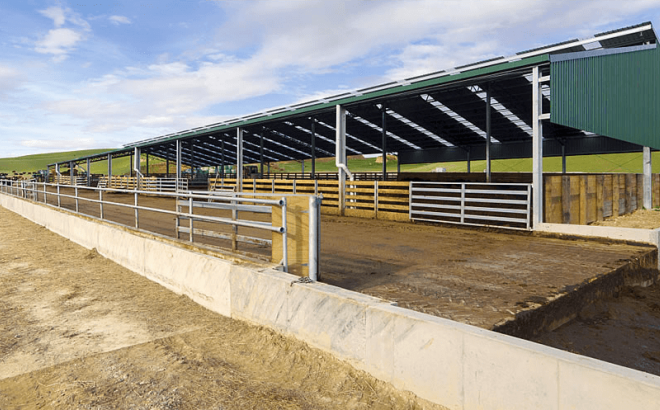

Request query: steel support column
[
  {"left": 467, "top": 148, "right": 471, "bottom": 173},
  {"left": 260, "top": 128, "right": 265, "bottom": 177},
  {"left": 146, "top": 153, "right": 150, "bottom": 177},
  {"left": 129, "top": 153, "right": 133, "bottom": 177},
  {"left": 336, "top": 105, "right": 347, "bottom": 215},
  {"left": 532, "top": 66, "right": 544, "bottom": 227},
  {"left": 237, "top": 128, "right": 244, "bottom": 192},
  {"left": 176, "top": 140, "right": 182, "bottom": 191},
  {"left": 561, "top": 143, "right": 567, "bottom": 174},
  {"left": 311, "top": 119, "right": 317, "bottom": 178},
  {"left": 70, "top": 161, "right": 75, "bottom": 185},
  {"left": 86, "top": 158, "right": 91, "bottom": 186},
  {"left": 644, "top": 146, "right": 652, "bottom": 209},
  {"left": 221, "top": 138, "right": 225, "bottom": 177},
  {"left": 107, "top": 154, "right": 112, "bottom": 180},
  {"left": 486, "top": 83, "right": 492, "bottom": 183},
  {"left": 134, "top": 147, "right": 141, "bottom": 189},
  {"left": 381, "top": 106, "right": 387, "bottom": 181}
]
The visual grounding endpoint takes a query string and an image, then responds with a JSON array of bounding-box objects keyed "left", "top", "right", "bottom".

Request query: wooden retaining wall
[
  {"left": 544, "top": 174, "right": 660, "bottom": 224},
  {"left": 208, "top": 178, "right": 410, "bottom": 221}
]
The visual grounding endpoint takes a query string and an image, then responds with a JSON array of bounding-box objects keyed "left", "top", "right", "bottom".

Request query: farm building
[{"left": 47, "top": 21, "right": 660, "bottom": 230}]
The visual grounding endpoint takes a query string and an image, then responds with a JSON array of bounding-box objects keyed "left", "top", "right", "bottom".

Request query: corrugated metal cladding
[{"left": 550, "top": 46, "right": 660, "bottom": 150}]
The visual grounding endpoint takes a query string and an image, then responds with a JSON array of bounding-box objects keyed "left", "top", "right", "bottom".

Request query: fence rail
[
  {"left": 97, "top": 176, "right": 188, "bottom": 192},
  {"left": 0, "top": 179, "right": 322, "bottom": 277},
  {"left": 410, "top": 181, "right": 532, "bottom": 230}
]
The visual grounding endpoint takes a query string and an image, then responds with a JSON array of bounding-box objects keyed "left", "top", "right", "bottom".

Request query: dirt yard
[
  {"left": 43, "top": 188, "right": 655, "bottom": 331},
  {"left": 0, "top": 206, "right": 445, "bottom": 410},
  {"left": 592, "top": 208, "right": 660, "bottom": 229}
]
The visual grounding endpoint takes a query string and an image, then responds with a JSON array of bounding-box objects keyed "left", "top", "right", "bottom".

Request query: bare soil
[
  {"left": 592, "top": 208, "right": 660, "bottom": 229},
  {"left": 0, "top": 206, "right": 445, "bottom": 410}
]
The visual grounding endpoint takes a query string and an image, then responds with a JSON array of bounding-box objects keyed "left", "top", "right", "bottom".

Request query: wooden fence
[
  {"left": 544, "top": 174, "right": 660, "bottom": 224},
  {"left": 209, "top": 178, "right": 410, "bottom": 221}
]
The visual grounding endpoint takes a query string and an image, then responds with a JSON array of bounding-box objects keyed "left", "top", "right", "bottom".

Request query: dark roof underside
[{"left": 54, "top": 22, "right": 658, "bottom": 169}]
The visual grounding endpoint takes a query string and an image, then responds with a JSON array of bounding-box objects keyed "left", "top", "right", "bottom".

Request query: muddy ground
[
  {"left": 0, "top": 206, "right": 445, "bottom": 410},
  {"left": 40, "top": 188, "right": 655, "bottom": 330}
]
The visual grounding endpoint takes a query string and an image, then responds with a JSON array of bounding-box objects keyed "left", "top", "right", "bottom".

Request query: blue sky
[{"left": 1, "top": 0, "right": 659, "bottom": 158}]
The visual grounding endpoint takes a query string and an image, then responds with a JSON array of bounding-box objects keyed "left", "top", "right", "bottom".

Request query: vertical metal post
[
  {"left": 561, "top": 142, "right": 567, "bottom": 174},
  {"left": 644, "top": 146, "right": 652, "bottom": 209},
  {"left": 308, "top": 196, "right": 319, "bottom": 281},
  {"left": 176, "top": 140, "right": 182, "bottom": 191},
  {"left": 134, "top": 191, "right": 139, "bottom": 229},
  {"left": 107, "top": 154, "right": 112, "bottom": 185},
  {"left": 166, "top": 159, "right": 169, "bottom": 177},
  {"left": 532, "top": 66, "right": 544, "bottom": 227},
  {"left": 70, "top": 161, "right": 75, "bottom": 186},
  {"left": 236, "top": 128, "right": 244, "bottom": 192},
  {"left": 460, "top": 183, "right": 465, "bottom": 223},
  {"left": 260, "top": 128, "right": 265, "bottom": 177},
  {"left": 189, "top": 196, "right": 194, "bottom": 242},
  {"left": 374, "top": 180, "right": 379, "bottom": 218},
  {"left": 231, "top": 195, "right": 238, "bottom": 251},
  {"left": 282, "top": 197, "right": 288, "bottom": 273},
  {"left": 397, "top": 155, "right": 401, "bottom": 174},
  {"left": 221, "top": 138, "right": 225, "bottom": 178},
  {"left": 381, "top": 105, "right": 387, "bottom": 181},
  {"left": 75, "top": 186, "right": 79, "bottom": 213},
  {"left": 467, "top": 148, "right": 471, "bottom": 173},
  {"left": 146, "top": 153, "right": 150, "bottom": 177},
  {"left": 134, "top": 147, "right": 141, "bottom": 189},
  {"left": 486, "top": 83, "right": 492, "bottom": 183},
  {"left": 311, "top": 119, "right": 317, "bottom": 179},
  {"left": 86, "top": 158, "right": 91, "bottom": 187},
  {"left": 56, "top": 163, "right": 61, "bottom": 185},
  {"left": 99, "top": 190, "right": 104, "bottom": 220},
  {"left": 336, "top": 105, "right": 347, "bottom": 215},
  {"left": 129, "top": 153, "right": 133, "bottom": 177},
  {"left": 57, "top": 183, "right": 61, "bottom": 207}
]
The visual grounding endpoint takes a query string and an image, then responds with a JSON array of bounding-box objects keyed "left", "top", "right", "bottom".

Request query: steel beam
[
  {"left": 237, "top": 128, "right": 244, "bottom": 192},
  {"left": 532, "top": 66, "right": 544, "bottom": 227},
  {"left": 336, "top": 105, "right": 347, "bottom": 215},
  {"left": 486, "top": 83, "right": 492, "bottom": 183},
  {"left": 176, "top": 139, "right": 182, "bottom": 191},
  {"left": 381, "top": 105, "right": 387, "bottom": 181},
  {"left": 311, "top": 119, "right": 316, "bottom": 178}
]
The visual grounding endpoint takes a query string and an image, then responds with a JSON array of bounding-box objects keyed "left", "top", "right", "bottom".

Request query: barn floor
[{"left": 23, "top": 188, "right": 660, "bottom": 375}]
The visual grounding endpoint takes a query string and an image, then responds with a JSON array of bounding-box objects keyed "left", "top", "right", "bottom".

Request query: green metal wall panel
[{"left": 551, "top": 46, "right": 660, "bottom": 149}]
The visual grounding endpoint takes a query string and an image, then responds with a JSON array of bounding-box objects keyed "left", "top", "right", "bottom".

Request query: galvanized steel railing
[
  {"left": 0, "top": 179, "right": 322, "bottom": 278},
  {"left": 410, "top": 181, "right": 532, "bottom": 230}
]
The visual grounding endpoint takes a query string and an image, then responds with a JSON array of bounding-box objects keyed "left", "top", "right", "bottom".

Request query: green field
[{"left": 3, "top": 149, "right": 660, "bottom": 177}]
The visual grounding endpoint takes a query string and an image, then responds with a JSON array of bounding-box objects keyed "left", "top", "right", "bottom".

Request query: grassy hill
[
  {"left": 272, "top": 152, "right": 660, "bottom": 174},
  {"left": 3, "top": 149, "right": 660, "bottom": 177}
]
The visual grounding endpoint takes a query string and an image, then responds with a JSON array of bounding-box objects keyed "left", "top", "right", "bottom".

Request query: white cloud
[
  {"left": 35, "top": 28, "right": 83, "bottom": 57},
  {"left": 109, "top": 15, "right": 131, "bottom": 25},
  {"left": 0, "top": 64, "right": 22, "bottom": 92},
  {"left": 39, "top": 6, "right": 66, "bottom": 27},
  {"left": 21, "top": 137, "right": 97, "bottom": 149}
]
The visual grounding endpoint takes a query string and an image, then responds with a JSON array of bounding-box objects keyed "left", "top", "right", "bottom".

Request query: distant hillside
[
  {"left": 3, "top": 149, "right": 660, "bottom": 177},
  {"left": 0, "top": 149, "right": 112, "bottom": 174}
]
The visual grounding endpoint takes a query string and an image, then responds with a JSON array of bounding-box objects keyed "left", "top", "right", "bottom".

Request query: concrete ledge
[
  {"left": 3, "top": 194, "right": 660, "bottom": 410},
  {"left": 536, "top": 222, "right": 660, "bottom": 246}
]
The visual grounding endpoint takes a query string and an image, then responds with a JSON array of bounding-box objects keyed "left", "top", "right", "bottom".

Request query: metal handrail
[{"left": 0, "top": 179, "right": 316, "bottom": 274}]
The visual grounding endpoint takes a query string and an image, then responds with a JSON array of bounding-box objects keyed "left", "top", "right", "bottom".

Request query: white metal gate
[{"left": 410, "top": 181, "right": 532, "bottom": 230}]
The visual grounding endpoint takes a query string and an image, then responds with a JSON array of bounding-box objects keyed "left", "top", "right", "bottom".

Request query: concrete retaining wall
[{"left": 2, "top": 193, "right": 660, "bottom": 409}]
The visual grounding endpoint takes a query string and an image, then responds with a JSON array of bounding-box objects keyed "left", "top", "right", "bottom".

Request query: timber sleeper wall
[
  {"left": 544, "top": 174, "right": 659, "bottom": 225},
  {"left": 209, "top": 178, "right": 410, "bottom": 221}
]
